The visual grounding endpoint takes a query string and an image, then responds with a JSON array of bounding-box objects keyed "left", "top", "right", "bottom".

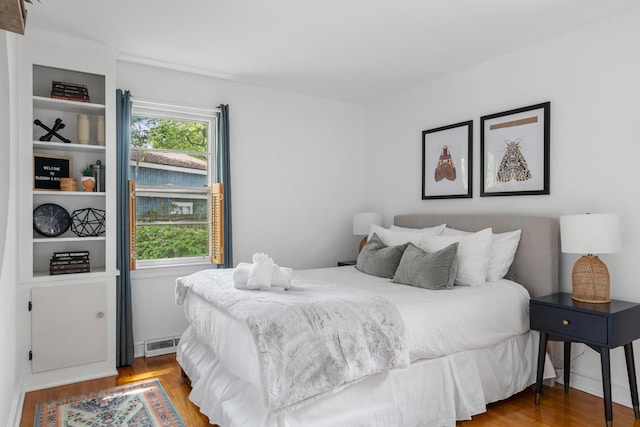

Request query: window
[{"left": 130, "top": 100, "right": 218, "bottom": 268}]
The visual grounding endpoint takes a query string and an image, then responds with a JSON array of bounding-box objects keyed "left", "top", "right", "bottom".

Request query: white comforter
[
  {"left": 176, "top": 267, "right": 409, "bottom": 413},
  {"left": 179, "top": 266, "right": 530, "bottom": 399}
]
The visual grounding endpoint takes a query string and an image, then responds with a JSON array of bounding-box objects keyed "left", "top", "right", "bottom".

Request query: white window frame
[{"left": 131, "top": 99, "right": 219, "bottom": 269}]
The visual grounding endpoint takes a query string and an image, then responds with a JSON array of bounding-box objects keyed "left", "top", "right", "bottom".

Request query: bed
[{"left": 175, "top": 214, "right": 559, "bottom": 426}]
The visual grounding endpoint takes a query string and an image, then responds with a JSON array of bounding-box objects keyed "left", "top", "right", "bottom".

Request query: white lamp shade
[
  {"left": 560, "top": 213, "right": 621, "bottom": 254},
  {"left": 353, "top": 212, "right": 382, "bottom": 236}
]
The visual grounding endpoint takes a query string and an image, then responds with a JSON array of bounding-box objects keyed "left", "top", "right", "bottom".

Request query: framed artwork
[
  {"left": 480, "top": 102, "right": 550, "bottom": 197},
  {"left": 33, "top": 153, "right": 72, "bottom": 190},
  {"left": 422, "top": 120, "right": 472, "bottom": 199}
]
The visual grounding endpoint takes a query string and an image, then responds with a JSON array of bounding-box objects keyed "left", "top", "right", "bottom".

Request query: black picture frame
[
  {"left": 480, "top": 102, "right": 550, "bottom": 197},
  {"left": 33, "top": 153, "right": 72, "bottom": 190},
  {"left": 422, "top": 120, "right": 473, "bottom": 200}
]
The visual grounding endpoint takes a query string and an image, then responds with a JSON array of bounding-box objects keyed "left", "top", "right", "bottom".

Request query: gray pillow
[
  {"left": 392, "top": 242, "right": 458, "bottom": 290},
  {"left": 356, "top": 233, "right": 408, "bottom": 278}
]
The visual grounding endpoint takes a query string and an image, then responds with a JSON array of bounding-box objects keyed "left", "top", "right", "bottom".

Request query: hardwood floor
[{"left": 20, "top": 354, "right": 640, "bottom": 426}]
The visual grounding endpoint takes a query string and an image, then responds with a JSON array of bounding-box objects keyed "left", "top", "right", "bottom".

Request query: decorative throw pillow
[
  {"left": 418, "top": 228, "right": 493, "bottom": 286},
  {"left": 392, "top": 242, "right": 458, "bottom": 290},
  {"left": 356, "top": 233, "right": 408, "bottom": 278},
  {"left": 368, "top": 223, "right": 445, "bottom": 247}
]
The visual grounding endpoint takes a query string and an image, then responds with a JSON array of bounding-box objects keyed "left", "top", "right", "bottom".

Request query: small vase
[
  {"left": 81, "top": 176, "right": 95, "bottom": 192},
  {"left": 97, "top": 115, "right": 105, "bottom": 146},
  {"left": 77, "top": 114, "right": 90, "bottom": 145}
]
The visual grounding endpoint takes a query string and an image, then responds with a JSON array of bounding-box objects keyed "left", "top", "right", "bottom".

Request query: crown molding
[
  {"left": 117, "top": 52, "right": 236, "bottom": 82},
  {"left": 24, "top": 29, "right": 117, "bottom": 53}
]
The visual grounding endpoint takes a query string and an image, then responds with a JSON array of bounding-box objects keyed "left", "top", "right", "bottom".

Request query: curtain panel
[
  {"left": 217, "top": 104, "right": 233, "bottom": 268},
  {"left": 116, "top": 89, "right": 134, "bottom": 366}
]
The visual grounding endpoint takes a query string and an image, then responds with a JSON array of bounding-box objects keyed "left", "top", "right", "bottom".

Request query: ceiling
[{"left": 24, "top": 0, "right": 639, "bottom": 103}]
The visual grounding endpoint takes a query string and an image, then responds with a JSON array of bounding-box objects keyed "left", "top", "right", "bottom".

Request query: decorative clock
[{"left": 33, "top": 203, "right": 72, "bottom": 237}]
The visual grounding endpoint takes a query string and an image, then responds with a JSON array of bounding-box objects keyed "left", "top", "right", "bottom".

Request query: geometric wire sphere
[{"left": 71, "top": 208, "right": 106, "bottom": 237}]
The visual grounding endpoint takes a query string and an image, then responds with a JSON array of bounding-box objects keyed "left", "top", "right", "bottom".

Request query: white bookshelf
[{"left": 18, "top": 34, "right": 118, "bottom": 390}]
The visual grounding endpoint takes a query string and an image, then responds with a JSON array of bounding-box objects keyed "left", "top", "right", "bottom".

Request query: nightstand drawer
[{"left": 530, "top": 304, "right": 607, "bottom": 344}]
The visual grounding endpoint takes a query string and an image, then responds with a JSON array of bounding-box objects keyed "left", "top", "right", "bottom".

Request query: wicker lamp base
[
  {"left": 358, "top": 236, "right": 368, "bottom": 252},
  {"left": 572, "top": 255, "right": 610, "bottom": 303}
]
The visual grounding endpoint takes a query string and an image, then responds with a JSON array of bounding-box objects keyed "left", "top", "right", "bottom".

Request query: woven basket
[{"left": 572, "top": 255, "right": 610, "bottom": 303}]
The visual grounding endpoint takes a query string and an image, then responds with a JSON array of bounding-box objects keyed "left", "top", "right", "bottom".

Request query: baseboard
[
  {"left": 23, "top": 367, "right": 118, "bottom": 393},
  {"left": 559, "top": 371, "right": 633, "bottom": 408},
  {"left": 9, "top": 380, "right": 25, "bottom": 427},
  {"left": 134, "top": 341, "right": 145, "bottom": 358}
]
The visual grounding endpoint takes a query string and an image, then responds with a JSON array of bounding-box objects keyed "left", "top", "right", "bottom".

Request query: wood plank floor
[{"left": 20, "top": 354, "right": 640, "bottom": 426}]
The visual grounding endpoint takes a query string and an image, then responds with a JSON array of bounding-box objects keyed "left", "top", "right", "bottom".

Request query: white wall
[
  {"left": 0, "top": 31, "right": 23, "bottom": 426},
  {"left": 363, "top": 8, "right": 640, "bottom": 406},
  {"left": 117, "top": 62, "right": 366, "bottom": 351}
]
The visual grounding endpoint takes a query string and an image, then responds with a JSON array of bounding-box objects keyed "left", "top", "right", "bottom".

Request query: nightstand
[
  {"left": 337, "top": 260, "right": 356, "bottom": 267},
  {"left": 530, "top": 293, "right": 640, "bottom": 427}
]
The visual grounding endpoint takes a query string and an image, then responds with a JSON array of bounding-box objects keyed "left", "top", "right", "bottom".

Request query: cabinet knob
[
  {"left": 562, "top": 319, "right": 570, "bottom": 326},
  {"left": 97, "top": 312, "right": 104, "bottom": 319}
]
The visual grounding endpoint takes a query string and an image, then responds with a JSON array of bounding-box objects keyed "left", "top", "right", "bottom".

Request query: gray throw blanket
[{"left": 176, "top": 268, "right": 409, "bottom": 413}]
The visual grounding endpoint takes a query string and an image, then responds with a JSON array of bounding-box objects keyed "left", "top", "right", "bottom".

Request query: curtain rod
[{"left": 132, "top": 97, "right": 220, "bottom": 115}]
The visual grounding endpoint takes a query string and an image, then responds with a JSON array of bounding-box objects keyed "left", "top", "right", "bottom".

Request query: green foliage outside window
[
  {"left": 131, "top": 117, "right": 208, "bottom": 156},
  {"left": 136, "top": 225, "right": 208, "bottom": 260},
  {"left": 131, "top": 114, "right": 212, "bottom": 263}
]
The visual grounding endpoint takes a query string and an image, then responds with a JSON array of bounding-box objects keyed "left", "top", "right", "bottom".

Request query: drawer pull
[
  {"left": 97, "top": 312, "right": 104, "bottom": 319},
  {"left": 562, "top": 319, "right": 570, "bottom": 326}
]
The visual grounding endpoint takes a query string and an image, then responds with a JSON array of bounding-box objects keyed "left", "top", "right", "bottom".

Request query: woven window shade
[
  {"left": 210, "top": 183, "right": 224, "bottom": 264},
  {"left": 128, "top": 180, "right": 137, "bottom": 270}
]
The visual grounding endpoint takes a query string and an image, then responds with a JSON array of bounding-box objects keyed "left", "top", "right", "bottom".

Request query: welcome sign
[{"left": 33, "top": 153, "right": 72, "bottom": 190}]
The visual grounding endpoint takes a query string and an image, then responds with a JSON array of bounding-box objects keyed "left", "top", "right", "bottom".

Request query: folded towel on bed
[
  {"left": 232, "top": 262, "right": 252, "bottom": 289},
  {"left": 233, "top": 254, "right": 292, "bottom": 290},
  {"left": 272, "top": 265, "right": 292, "bottom": 289},
  {"left": 248, "top": 253, "right": 274, "bottom": 290}
]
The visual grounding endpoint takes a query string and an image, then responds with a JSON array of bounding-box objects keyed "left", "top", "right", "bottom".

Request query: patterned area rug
[{"left": 34, "top": 378, "right": 186, "bottom": 427}]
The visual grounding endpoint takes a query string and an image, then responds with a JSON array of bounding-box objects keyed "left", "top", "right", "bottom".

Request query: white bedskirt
[{"left": 178, "top": 325, "right": 553, "bottom": 427}]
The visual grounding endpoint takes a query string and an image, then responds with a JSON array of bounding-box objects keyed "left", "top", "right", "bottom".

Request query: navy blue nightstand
[{"left": 530, "top": 293, "right": 640, "bottom": 427}]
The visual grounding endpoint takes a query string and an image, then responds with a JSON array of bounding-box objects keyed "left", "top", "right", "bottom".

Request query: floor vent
[{"left": 144, "top": 336, "right": 181, "bottom": 358}]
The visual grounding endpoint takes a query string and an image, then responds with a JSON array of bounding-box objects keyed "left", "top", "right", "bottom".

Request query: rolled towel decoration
[
  {"left": 247, "top": 252, "right": 274, "bottom": 290},
  {"left": 232, "top": 262, "right": 252, "bottom": 289},
  {"left": 233, "top": 253, "right": 292, "bottom": 291},
  {"left": 271, "top": 265, "right": 292, "bottom": 290}
]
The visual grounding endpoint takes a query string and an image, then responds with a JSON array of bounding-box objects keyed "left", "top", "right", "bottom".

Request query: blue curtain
[
  {"left": 217, "top": 104, "right": 233, "bottom": 268},
  {"left": 116, "top": 89, "right": 134, "bottom": 366}
]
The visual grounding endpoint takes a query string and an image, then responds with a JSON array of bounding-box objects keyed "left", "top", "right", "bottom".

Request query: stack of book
[
  {"left": 50, "top": 81, "right": 90, "bottom": 103},
  {"left": 49, "top": 251, "right": 90, "bottom": 275}
]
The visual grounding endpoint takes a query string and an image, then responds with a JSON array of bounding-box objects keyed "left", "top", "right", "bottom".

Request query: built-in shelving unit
[
  {"left": 18, "top": 35, "right": 118, "bottom": 390},
  {"left": 29, "top": 64, "right": 109, "bottom": 277}
]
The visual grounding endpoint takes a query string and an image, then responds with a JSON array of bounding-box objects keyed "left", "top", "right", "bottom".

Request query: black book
[
  {"left": 50, "top": 259, "right": 90, "bottom": 266},
  {"left": 50, "top": 262, "right": 91, "bottom": 271},
  {"left": 50, "top": 267, "right": 91, "bottom": 275},
  {"left": 53, "top": 250, "right": 90, "bottom": 258},
  {"left": 52, "top": 80, "right": 88, "bottom": 90}
]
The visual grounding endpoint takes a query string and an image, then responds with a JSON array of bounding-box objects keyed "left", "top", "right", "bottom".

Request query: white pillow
[
  {"left": 486, "top": 230, "right": 521, "bottom": 281},
  {"left": 368, "top": 223, "right": 445, "bottom": 247},
  {"left": 418, "top": 228, "right": 493, "bottom": 286},
  {"left": 390, "top": 224, "right": 446, "bottom": 234},
  {"left": 441, "top": 226, "right": 468, "bottom": 237},
  {"left": 442, "top": 227, "right": 521, "bottom": 281}
]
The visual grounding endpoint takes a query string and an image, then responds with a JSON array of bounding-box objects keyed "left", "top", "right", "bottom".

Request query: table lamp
[
  {"left": 560, "top": 213, "right": 621, "bottom": 303},
  {"left": 353, "top": 212, "right": 382, "bottom": 252}
]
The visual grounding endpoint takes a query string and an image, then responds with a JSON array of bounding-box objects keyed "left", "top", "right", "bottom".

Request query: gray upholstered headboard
[{"left": 393, "top": 214, "right": 559, "bottom": 298}]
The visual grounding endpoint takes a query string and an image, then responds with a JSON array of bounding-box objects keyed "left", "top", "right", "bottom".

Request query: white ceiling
[{"left": 24, "top": 0, "right": 640, "bottom": 103}]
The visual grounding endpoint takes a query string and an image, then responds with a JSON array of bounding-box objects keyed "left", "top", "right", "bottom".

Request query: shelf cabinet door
[{"left": 31, "top": 282, "right": 107, "bottom": 373}]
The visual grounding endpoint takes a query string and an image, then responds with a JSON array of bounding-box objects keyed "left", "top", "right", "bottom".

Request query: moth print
[
  {"left": 497, "top": 139, "right": 532, "bottom": 182},
  {"left": 434, "top": 145, "right": 457, "bottom": 182}
]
